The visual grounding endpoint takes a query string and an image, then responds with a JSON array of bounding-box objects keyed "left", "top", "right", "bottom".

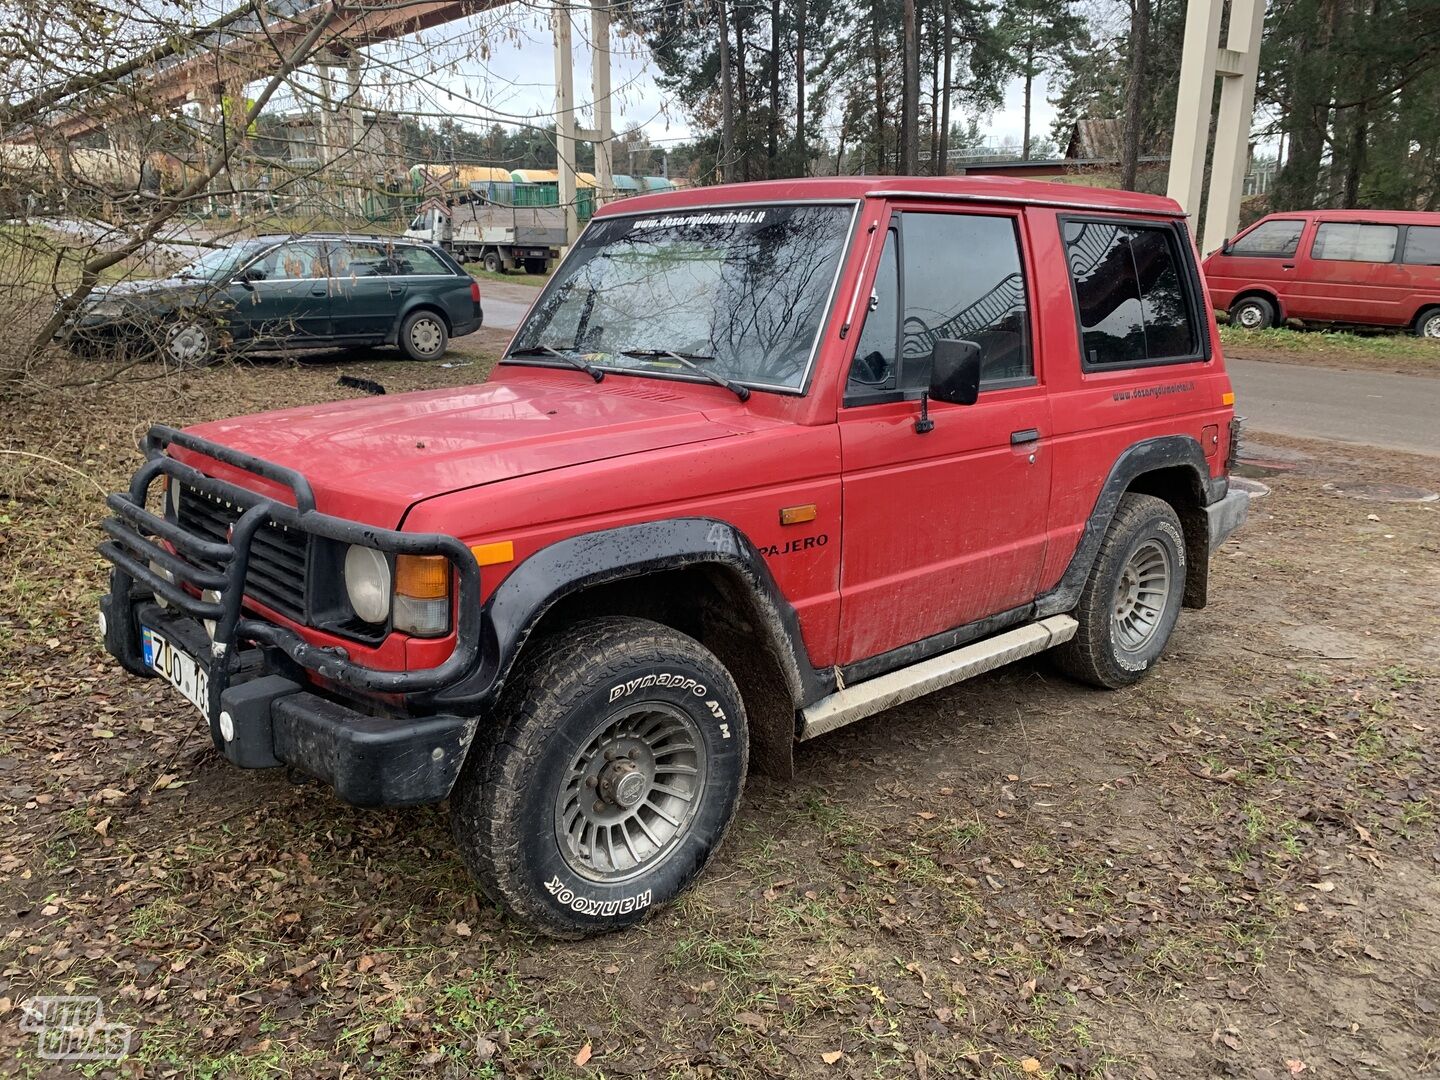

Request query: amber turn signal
[
  {"left": 1221, "top": 391, "right": 1236, "bottom": 406},
  {"left": 470, "top": 540, "right": 515, "bottom": 567},
  {"left": 394, "top": 554, "right": 450, "bottom": 600},
  {"left": 780, "top": 504, "right": 818, "bottom": 526}
]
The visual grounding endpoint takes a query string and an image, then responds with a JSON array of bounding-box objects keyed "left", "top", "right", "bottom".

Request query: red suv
[
  {"left": 98, "top": 177, "right": 1247, "bottom": 936},
  {"left": 1203, "top": 209, "right": 1440, "bottom": 338}
]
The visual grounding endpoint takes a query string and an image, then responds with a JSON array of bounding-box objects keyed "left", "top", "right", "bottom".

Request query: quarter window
[
  {"left": 1311, "top": 222, "right": 1398, "bottom": 263},
  {"left": 1402, "top": 225, "right": 1440, "bottom": 266},
  {"left": 1063, "top": 220, "right": 1200, "bottom": 367},
  {"left": 846, "top": 211, "right": 1032, "bottom": 398},
  {"left": 1229, "top": 219, "right": 1303, "bottom": 257}
]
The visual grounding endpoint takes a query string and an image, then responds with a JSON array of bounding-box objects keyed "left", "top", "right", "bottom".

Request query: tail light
[
  {"left": 1226, "top": 416, "right": 1244, "bottom": 474},
  {"left": 469, "top": 280, "right": 481, "bottom": 303}
]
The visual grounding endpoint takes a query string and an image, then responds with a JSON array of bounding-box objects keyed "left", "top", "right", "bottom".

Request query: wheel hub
[
  {"left": 600, "top": 759, "right": 647, "bottom": 809},
  {"left": 1111, "top": 539, "right": 1172, "bottom": 653},
  {"left": 554, "top": 703, "right": 707, "bottom": 882}
]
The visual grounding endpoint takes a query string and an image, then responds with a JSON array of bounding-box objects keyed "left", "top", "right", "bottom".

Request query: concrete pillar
[
  {"left": 347, "top": 52, "right": 364, "bottom": 215},
  {"left": 1201, "top": 0, "right": 1267, "bottom": 255},
  {"left": 590, "top": 0, "right": 613, "bottom": 203},
  {"left": 553, "top": 0, "right": 579, "bottom": 245},
  {"left": 1164, "top": 0, "right": 1224, "bottom": 221},
  {"left": 1165, "top": 0, "right": 1267, "bottom": 256}
]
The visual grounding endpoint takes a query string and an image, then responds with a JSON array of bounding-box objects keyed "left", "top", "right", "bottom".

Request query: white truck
[{"left": 405, "top": 195, "right": 565, "bottom": 275}]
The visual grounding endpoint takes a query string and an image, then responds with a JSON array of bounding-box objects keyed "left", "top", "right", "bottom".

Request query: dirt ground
[{"left": 1, "top": 348, "right": 1438, "bottom": 1079}]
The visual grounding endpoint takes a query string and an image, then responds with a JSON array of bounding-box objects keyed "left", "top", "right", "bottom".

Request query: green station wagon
[{"left": 63, "top": 234, "right": 484, "bottom": 364}]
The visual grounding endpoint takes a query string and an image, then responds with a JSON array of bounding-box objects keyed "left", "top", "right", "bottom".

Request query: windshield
[
  {"left": 507, "top": 203, "right": 855, "bottom": 391},
  {"left": 176, "top": 241, "right": 269, "bottom": 281}
]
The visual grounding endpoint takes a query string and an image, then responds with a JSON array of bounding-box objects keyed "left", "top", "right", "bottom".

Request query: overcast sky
[{"left": 347, "top": 8, "right": 1060, "bottom": 157}]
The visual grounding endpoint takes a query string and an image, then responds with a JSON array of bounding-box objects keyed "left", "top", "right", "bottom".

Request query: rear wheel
[
  {"left": 450, "top": 617, "right": 748, "bottom": 938},
  {"left": 1414, "top": 307, "right": 1440, "bottom": 339},
  {"left": 1229, "top": 295, "right": 1276, "bottom": 331},
  {"left": 482, "top": 250, "right": 503, "bottom": 274},
  {"left": 398, "top": 310, "right": 448, "bottom": 361},
  {"left": 1053, "top": 493, "right": 1187, "bottom": 689},
  {"left": 523, "top": 258, "right": 548, "bottom": 275}
]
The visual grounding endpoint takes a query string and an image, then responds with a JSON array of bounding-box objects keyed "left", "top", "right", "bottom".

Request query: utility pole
[{"left": 553, "top": 0, "right": 578, "bottom": 245}]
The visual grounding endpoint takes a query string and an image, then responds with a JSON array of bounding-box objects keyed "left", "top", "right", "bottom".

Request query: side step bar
[{"left": 799, "top": 615, "right": 1079, "bottom": 741}]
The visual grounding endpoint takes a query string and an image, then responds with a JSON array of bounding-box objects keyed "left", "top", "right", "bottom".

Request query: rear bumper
[
  {"left": 103, "top": 597, "right": 475, "bottom": 806},
  {"left": 1205, "top": 488, "right": 1249, "bottom": 551}
]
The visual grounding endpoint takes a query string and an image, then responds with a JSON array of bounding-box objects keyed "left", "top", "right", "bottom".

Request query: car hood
[
  {"left": 177, "top": 369, "right": 744, "bottom": 527},
  {"left": 90, "top": 277, "right": 208, "bottom": 304}
]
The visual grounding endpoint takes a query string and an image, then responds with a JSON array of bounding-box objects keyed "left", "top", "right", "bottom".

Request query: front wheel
[
  {"left": 398, "top": 310, "right": 448, "bottom": 361},
  {"left": 1053, "top": 493, "right": 1187, "bottom": 689},
  {"left": 1414, "top": 308, "right": 1440, "bottom": 340},
  {"left": 1228, "top": 295, "right": 1276, "bottom": 331},
  {"left": 164, "top": 318, "right": 215, "bottom": 365},
  {"left": 450, "top": 617, "right": 748, "bottom": 938}
]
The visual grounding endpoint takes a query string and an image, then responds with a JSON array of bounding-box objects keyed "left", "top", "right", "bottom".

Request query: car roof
[
  {"left": 248, "top": 233, "right": 437, "bottom": 246},
  {"left": 1257, "top": 209, "right": 1440, "bottom": 225},
  {"left": 592, "top": 175, "right": 1185, "bottom": 220}
]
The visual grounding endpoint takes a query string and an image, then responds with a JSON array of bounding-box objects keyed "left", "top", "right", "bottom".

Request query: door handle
[
  {"left": 1010, "top": 428, "right": 1041, "bottom": 446},
  {"left": 310, "top": 287, "right": 328, "bottom": 296},
  {"left": 387, "top": 284, "right": 407, "bottom": 295},
  {"left": 1281, "top": 263, "right": 1295, "bottom": 270}
]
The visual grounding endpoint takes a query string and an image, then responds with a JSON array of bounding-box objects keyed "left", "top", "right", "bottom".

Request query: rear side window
[
  {"left": 1063, "top": 220, "right": 1202, "bottom": 368},
  {"left": 397, "top": 247, "right": 452, "bottom": 275},
  {"left": 1311, "top": 222, "right": 1398, "bottom": 263},
  {"left": 1230, "top": 219, "right": 1303, "bottom": 257},
  {"left": 1402, "top": 226, "right": 1440, "bottom": 265}
]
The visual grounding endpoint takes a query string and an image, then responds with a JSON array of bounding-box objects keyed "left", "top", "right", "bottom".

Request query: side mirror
[
  {"left": 232, "top": 276, "right": 255, "bottom": 291},
  {"left": 929, "top": 338, "right": 982, "bottom": 406}
]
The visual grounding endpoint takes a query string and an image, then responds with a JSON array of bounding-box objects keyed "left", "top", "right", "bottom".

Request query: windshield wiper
[
  {"left": 617, "top": 350, "right": 751, "bottom": 401},
  {"left": 506, "top": 344, "right": 605, "bottom": 382}
]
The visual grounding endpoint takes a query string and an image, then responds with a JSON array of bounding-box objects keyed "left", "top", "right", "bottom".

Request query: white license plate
[{"left": 141, "top": 627, "right": 210, "bottom": 717}]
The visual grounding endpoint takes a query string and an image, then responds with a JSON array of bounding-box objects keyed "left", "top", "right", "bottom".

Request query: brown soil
[{"left": 1, "top": 354, "right": 1438, "bottom": 1078}]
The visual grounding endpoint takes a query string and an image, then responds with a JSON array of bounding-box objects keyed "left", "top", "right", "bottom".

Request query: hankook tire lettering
[{"left": 544, "top": 875, "right": 653, "bottom": 916}]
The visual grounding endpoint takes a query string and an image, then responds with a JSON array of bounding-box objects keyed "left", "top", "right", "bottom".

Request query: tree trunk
[
  {"left": 1273, "top": 0, "right": 1341, "bottom": 209},
  {"left": 1022, "top": 39, "right": 1034, "bottom": 161},
  {"left": 795, "top": 0, "right": 806, "bottom": 166},
  {"left": 938, "top": 0, "right": 951, "bottom": 176},
  {"left": 929, "top": 0, "right": 940, "bottom": 173},
  {"left": 872, "top": 1, "right": 886, "bottom": 173},
  {"left": 1119, "top": 0, "right": 1151, "bottom": 191},
  {"left": 735, "top": 8, "right": 750, "bottom": 180},
  {"left": 717, "top": 0, "right": 736, "bottom": 182},
  {"left": 768, "top": 0, "right": 781, "bottom": 175},
  {"left": 901, "top": 0, "right": 919, "bottom": 174}
]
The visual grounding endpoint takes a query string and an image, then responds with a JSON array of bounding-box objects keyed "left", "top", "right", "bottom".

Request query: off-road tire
[
  {"left": 1053, "top": 493, "right": 1187, "bottom": 689},
  {"left": 450, "top": 617, "right": 748, "bottom": 938},
  {"left": 1414, "top": 307, "right": 1440, "bottom": 340},
  {"left": 398, "top": 309, "right": 448, "bottom": 361},
  {"left": 1228, "top": 295, "right": 1276, "bottom": 331}
]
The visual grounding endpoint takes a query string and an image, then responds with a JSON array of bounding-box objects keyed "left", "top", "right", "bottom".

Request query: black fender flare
[
  {"left": 1036, "top": 435, "right": 1214, "bottom": 617},
  {"left": 427, "top": 518, "right": 833, "bottom": 776}
]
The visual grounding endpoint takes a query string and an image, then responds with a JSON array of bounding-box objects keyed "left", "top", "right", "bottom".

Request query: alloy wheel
[{"left": 1112, "top": 539, "right": 1172, "bottom": 652}]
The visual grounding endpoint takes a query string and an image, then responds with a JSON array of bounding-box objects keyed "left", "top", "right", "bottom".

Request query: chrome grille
[{"left": 176, "top": 485, "right": 308, "bottom": 620}]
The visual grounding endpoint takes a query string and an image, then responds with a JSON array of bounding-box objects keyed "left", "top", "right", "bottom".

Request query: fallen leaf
[
  {"left": 94, "top": 816, "right": 112, "bottom": 837},
  {"left": 821, "top": 1049, "right": 843, "bottom": 1065},
  {"left": 475, "top": 1036, "right": 498, "bottom": 1061},
  {"left": 574, "top": 1043, "right": 592, "bottom": 1067},
  {"left": 452, "top": 921, "right": 472, "bottom": 937},
  {"left": 1286, "top": 1060, "right": 1307, "bottom": 1076},
  {"left": 735, "top": 1011, "right": 768, "bottom": 1033},
  {"left": 1021, "top": 1058, "right": 1042, "bottom": 1074},
  {"left": 1306, "top": 881, "right": 1336, "bottom": 893}
]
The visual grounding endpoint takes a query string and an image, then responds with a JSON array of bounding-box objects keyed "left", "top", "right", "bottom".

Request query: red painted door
[
  {"left": 836, "top": 206, "right": 1053, "bottom": 665},
  {"left": 1286, "top": 220, "right": 1407, "bottom": 324}
]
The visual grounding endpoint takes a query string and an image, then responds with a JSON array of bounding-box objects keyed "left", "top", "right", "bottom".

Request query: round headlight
[{"left": 344, "top": 545, "right": 391, "bottom": 624}]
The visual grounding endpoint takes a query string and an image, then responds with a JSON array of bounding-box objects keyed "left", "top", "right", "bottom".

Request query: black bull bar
[{"left": 97, "top": 425, "right": 481, "bottom": 701}]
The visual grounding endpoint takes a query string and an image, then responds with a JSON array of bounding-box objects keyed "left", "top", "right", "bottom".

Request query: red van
[{"left": 1202, "top": 209, "right": 1440, "bottom": 338}]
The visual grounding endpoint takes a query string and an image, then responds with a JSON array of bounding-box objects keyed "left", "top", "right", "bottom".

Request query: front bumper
[{"left": 98, "top": 425, "right": 486, "bottom": 805}]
